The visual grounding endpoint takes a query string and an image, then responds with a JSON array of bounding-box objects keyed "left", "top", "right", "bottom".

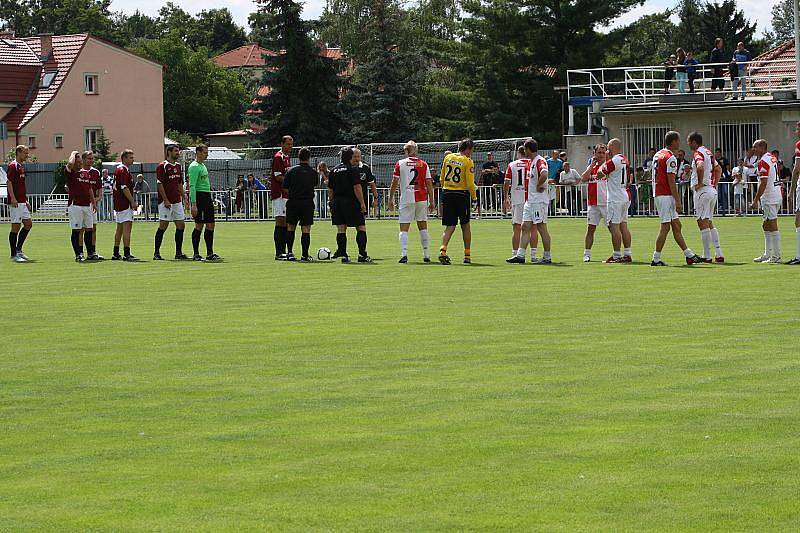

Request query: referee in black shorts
[
  {"left": 188, "top": 144, "right": 221, "bottom": 261},
  {"left": 328, "top": 147, "right": 371, "bottom": 263},
  {"left": 284, "top": 147, "right": 317, "bottom": 261}
]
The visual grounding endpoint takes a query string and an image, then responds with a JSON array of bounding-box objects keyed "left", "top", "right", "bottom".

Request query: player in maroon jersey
[
  {"left": 153, "top": 144, "right": 188, "bottom": 260},
  {"left": 6, "top": 145, "right": 32, "bottom": 262},
  {"left": 111, "top": 149, "right": 139, "bottom": 261},
  {"left": 271, "top": 135, "right": 293, "bottom": 259},
  {"left": 79, "top": 151, "right": 104, "bottom": 260}
]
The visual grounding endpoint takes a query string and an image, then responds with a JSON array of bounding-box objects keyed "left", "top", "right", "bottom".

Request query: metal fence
[{"left": 2, "top": 182, "right": 794, "bottom": 223}]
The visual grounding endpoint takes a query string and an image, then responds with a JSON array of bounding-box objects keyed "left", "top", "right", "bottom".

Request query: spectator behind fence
[
  {"left": 676, "top": 48, "right": 687, "bottom": 93},
  {"left": 317, "top": 161, "right": 329, "bottom": 187},
  {"left": 684, "top": 52, "right": 699, "bottom": 93},
  {"left": 663, "top": 54, "right": 676, "bottom": 94},
  {"left": 234, "top": 175, "right": 245, "bottom": 213},
  {"left": 731, "top": 42, "right": 752, "bottom": 100},
  {"left": 559, "top": 161, "right": 581, "bottom": 215},
  {"left": 133, "top": 174, "right": 149, "bottom": 217},
  {"left": 101, "top": 168, "right": 112, "bottom": 221},
  {"left": 715, "top": 148, "right": 731, "bottom": 214},
  {"left": 480, "top": 152, "right": 500, "bottom": 210},
  {"left": 732, "top": 158, "right": 746, "bottom": 216},
  {"left": 642, "top": 147, "right": 656, "bottom": 174},
  {"left": 710, "top": 38, "right": 725, "bottom": 91}
]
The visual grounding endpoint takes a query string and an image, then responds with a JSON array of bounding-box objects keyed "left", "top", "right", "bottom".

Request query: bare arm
[
  {"left": 426, "top": 179, "right": 435, "bottom": 208},
  {"left": 388, "top": 177, "right": 399, "bottom": 209},
  {"left": 369, "top": 181, "right": 378, "bottom": 206},
  {"left": 122, "top": 186, "right": 138, "bottom": 209},
  {"left": 668, "top": 172, "right": 682, "bottom": 212},
  {"left": 580, "top": 159, "right": 595, "bottom": 182},
  {"left": 537, "top": 169, "right": 548, "bottom": 192},
  {"left": 157, "top": 182, "right": 170, "bottom": 206}
]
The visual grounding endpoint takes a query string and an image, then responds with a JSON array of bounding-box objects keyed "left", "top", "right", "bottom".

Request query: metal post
[
  {"left": 795, "top": 0, "right": 799, "bottom": 99},
  {"left": 568, "top": 105, "right": 575, "bottom": 135}
]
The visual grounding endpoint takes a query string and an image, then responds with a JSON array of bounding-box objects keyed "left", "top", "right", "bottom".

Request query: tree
[
  {"left": 111, "top": 10, "right": 160, "bottom": 47},
  {"left": 249, "top": 0, "right": 344, "bottom": 145},
  {"left": 134, "top": 34, "right": 248, "bottom": 134},
  {"left": 674, "top": 0, "right": 704, "bottom": 57},
  {"left": 605, "top": 10, "right": 677, "bottom": 67},
  {"left": 697, "top": 0, "right": 757, "bottom": 60},
  {"left": 92, "top": 131, "right": 117, "bottom": 164},
  {"left": 0, "top": 0, "right": 119, "bottom": 43},
  {"left": 764, "top": 0, "right": 794, "bottom": 48},
  {"left": 186, "top": 9, "right": 247, "bottom": 55}
]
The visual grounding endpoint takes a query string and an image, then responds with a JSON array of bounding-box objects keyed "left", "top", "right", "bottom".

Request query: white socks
[
  {"left": 623, "top": 248, "right": 631, "bottom": 257},
  {"left": 764, "top": 231, "right": 772, "bottom": 257},
  {"left": 771, "top": 231, "right": 781, "bottom": 258},
  {"left": 420, "top": 229, "right": 429, "bottom": 259},
  {"left": 710, "top": 228, "right": 723, "bottom": 258},
  {"left": 613, "top": 251, "right": 622, "bottom": 258},
  {"left": 796, "top": 227, "right": 800, "bottom": 259},
  {"left": 399, "top": 231, "right": 409, "bottom": 256},
  {"left": 701, "top": 228, "right": 712, "bottom": 258},
  {"left": 683, "top": 248, "right": 695, "bottom": 258},
  {"left": 583, "top": 249, "right": 591, "bottom": 258}
]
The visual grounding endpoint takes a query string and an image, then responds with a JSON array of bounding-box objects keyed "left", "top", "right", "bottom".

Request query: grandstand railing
[
  {"left": 3, "top": 183, "right": 794, "bottom": 223},
  {"left": 567, "top": 59, "right": 797, "bottom": 103}
]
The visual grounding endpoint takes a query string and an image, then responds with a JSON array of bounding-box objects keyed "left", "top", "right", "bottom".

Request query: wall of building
[
  {"left": 564, "top": 134, "right": 606, "bottom": 167},
  {"left": 19, "top": 38, "right": 164, "bottom": 163}
]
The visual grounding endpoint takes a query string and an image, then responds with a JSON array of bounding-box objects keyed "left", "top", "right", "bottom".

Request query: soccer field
[{"left": 2, "top": 217, "right": 799, "bottom": 530}]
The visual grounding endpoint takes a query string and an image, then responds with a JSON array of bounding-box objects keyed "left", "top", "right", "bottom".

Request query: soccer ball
[{"left": 317, "top": 247, "right": 332, "bottom": 261}]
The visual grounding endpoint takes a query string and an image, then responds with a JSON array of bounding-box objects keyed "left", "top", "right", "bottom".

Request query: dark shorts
[
  {"left": 286, "top": 199, "right": 314, "bottom": 227},
  {"left": 194, "top": 191, "right": 215, "bottom": 223},
  {"left": 331, "top": 199, "right": 365, "bottom": 228},
  {"left": 441, "top": 190, "right": 470, "bottom": 226}
]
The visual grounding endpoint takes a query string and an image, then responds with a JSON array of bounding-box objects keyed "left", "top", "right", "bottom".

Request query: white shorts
[
  {"left": 158, "top": 201, "right": 185, "bottom": 222},
  {"left": 655, "top": 195, "right": 679, "bottom": 223},
  {"left": 586, "top": 204, "right": 607, "bottom": 226},
  {"left": 399, "top": 201, "right": 428, "bottom": 224},
  {"left": 68, "top": 204, "right": 94, "bottom": 229},
  {"left": 761, "top": 202, "right": 779, "bottom": 221},
  {"left": 272, "top": 198, "right": 287, "bottom": 218},
  {"left": 115, "top": 208, "right": 134, "bottom": 223},
  {"left": 694, "top": 188, "right": 717, "bottom": 220},
  {"left": 606, "top": 201, "right": 629, "bottom": 225},
  {"left": 9, "top": 203, "right": 31, "bottom": 223},
  {"left": 511, "top": 203, "right": 524, "bottom": 225},
  {"left": 523, "top": 201, "right": 548, "bottom": 224},
  {"left": 795, "top": 188, "right": 800, "bottom": 213}
]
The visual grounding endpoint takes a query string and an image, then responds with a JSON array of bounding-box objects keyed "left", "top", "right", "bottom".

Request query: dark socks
[
  {"left": 124, "top": 246, "right": 131, "bottom": 257},
  {"left": 175, "top": 229, "right": 184, "bottom": 255},
  {"left": 9, "top": 231, "right": 17, "bottom": 257},
  {"left": 336, "top": 232, "right": 347, "bottom": 255},
  {"left": 71, "top": 230, "right": 81, "bottom": 256},
  {"left": 113, "top": 245, "right": 120, "bottom": 257},
  {"left": 155, "top": 228, "right": 165, "bottom": 254},
  {"left": 286, "top": 230, "right": 295, "bottom": 255},
  {"left": 356, "top": 230, "right": 367, "bottom": 257},
  {"left": 192, "top": 229, "right": 201, "bottom": 255},
  {"left": 84, "top": 231, "right": 94, "bottom": 255},
  {"left": 301, "top": 233, "right": 310, "bottom": 258},
  {"left": 274, "top": 225, "right": 287, "bottom": 255},
  {"left": 204, "top": 229, "right": 214, "bottom": 255},
  {"left": 16, "top": 227, "right": 29, "bottom": 252}
]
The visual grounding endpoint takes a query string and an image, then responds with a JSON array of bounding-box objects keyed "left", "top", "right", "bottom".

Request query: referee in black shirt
[
  {"left": 284, "top": 147, "right": 318, "bottom": 261},
  {"left": 328, "top": 147, "right": 371, "bottom": 263}
]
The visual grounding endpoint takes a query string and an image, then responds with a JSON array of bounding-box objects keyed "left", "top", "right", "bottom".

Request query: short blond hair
[
  {"left": 121, "top": 149, "right": 134, "bottom": 160},
  {"left": 404, "top": 140, "right": 417, "bottom": 155}
]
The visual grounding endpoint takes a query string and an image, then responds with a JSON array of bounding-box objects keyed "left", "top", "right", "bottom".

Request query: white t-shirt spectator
[
  {"left": 559, "top": 168, "right": 581, "bottom": 185},
  {"left": 732, "top": 166, "right": 746, "bottom": 194}
]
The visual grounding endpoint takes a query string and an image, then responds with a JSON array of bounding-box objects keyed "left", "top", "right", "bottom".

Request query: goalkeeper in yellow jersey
[{"left": 438, "top": 138, "right": 477, "bottom": 264}]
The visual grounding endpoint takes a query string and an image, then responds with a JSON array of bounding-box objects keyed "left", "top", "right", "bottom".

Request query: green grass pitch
[{"left": 2, "top": 217, "right": 799, "bottom": 530}]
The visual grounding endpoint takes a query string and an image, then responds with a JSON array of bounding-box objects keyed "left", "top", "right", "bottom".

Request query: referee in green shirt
[{"left": 188, "top": 144, "right": 221, "bottom": 261}]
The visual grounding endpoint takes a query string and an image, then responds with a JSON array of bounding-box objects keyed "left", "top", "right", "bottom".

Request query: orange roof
[
  {"left": 212, "top": 43, "right": 343, "bottom": 68},
  {"left": 749, "top": 39, "right": 795, "bottom": 89}
]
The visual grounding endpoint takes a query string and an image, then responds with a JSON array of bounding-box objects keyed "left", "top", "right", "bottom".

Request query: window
[
  {"left": 27, "top": 136, "right": 36, "bottom": 149},
  {"left": 708, "top": 121, "right": 761, "bottom": 164},
  {"left": 84, "top": 73, "right": 99, "bottom": 94},
  {"left": 620, "top": 123, "right": 673, "bottom": 170},
  {"left": 54, "top": 135, "right": 63, "bottom": 149},
  {"left": 84, "top": 128, "right": 101, "bottom": 151},
  {"left": 40, "top": 71, "right": 57, "bottom": 88}
]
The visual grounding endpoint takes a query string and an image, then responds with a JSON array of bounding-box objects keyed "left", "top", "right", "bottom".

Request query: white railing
[
  {"left": 2, "top": 184, "right": 795, "bottom": 223},
  {"left": 568, "top": 59, "right": 797, "bottom": 103}
]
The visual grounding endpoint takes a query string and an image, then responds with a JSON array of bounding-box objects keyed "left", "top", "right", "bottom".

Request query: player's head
[
  {"left": 404, "top": 140, "right": 418, "bottom": 156},
  {"left": 593, "top": 143, "right": 607, "bottom": 160},
  {"left": 686, "top": 131, "right": 702, "bottom": 150},
  {"left": 607, "top": 138, "right": 621, "bottom": 155},
  {"left": 523, "top": 138, "right": 538, "bottom": 156},
  {"left": 121, "top": 149, "right": 135, "bottom": 166},
  {"left": 487, "top": 151, "right": 494, "bottom": 161},
  {"left": 458, "top": 138, "right": 474, "bottom": 156},
  {"left": 317, "top": 161, "right": 328, "bottom": 173},
  {"left": 516, "top": 146, "right": 526, "bottom": 158},
  {"left": 352, "top": 147, "right": 362, "bottom": 164},
  {"left": 281, "top": 135, "right": 293, "bottom": 152},
  {"left": 195, "top": 144, "right": 208, "bottom": 162},
  {"left": 81, "top": 150, "right": 94, "bottom": 168},
  {"left": 136, "top": 173, "right": 144, "bottom": 181},
  {"left": 15, "top": 144, "right": 28, "bottom": 162},
  {"left": 737, "top": 157, "right": 745, "bottom": 165},
  {"left": 752, "top": 139, "right": 767, "bottom": 156},
  {"left": 166, "top": 144, "right": 180, "bottom": 162},
  {"left": 298, "top": 147, "right": 310, "bottom": 162},
  {"left": 68, "top": 150, "right": 81, "bottom": 169},
  {"left": 340, "top": 146, "right": 354, "bottom": 165},
  {"left": 664, "top": 131, "right": 681, "bottom": 151}
]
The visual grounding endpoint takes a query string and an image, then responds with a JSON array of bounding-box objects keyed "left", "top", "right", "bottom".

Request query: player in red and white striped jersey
[
  {"left": 579, "top": 143, "right": 609, "bottom": 262},
  {"left": 388, "top": 141, "right": 435, "bottom": 263},
  {"left": 687, "top": 132, "right": 724, "bottom": 262},
  {"left": 787, "top": 122, "right": 800, "bottom": 264},
  {"left": 596, "top": 138, "right": 633, "bottom": 263},
  {"left": 650, "top": 131, "right": 703, "bottom": 266},
  {"left": 750, "top": 139, "right": 783, "bottom": 263},
  {"left": 507, "top": 138, "right": 552, "bottom": 263},
  {"left": 503, "top": 146, "right": 536, "bottom": 258}
]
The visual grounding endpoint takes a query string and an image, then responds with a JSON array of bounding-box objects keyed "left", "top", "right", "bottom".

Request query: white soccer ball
[{"left": 317, "top": 247, "right": 332, "bottom": 261}]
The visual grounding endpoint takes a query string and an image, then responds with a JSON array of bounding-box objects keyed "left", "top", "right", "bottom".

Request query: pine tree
[
  {"left": 249, "top": 0, "right": 343, "bottom": 146},
  {"left": 92, "top": 131, "right": 117, "bottom": 164}
]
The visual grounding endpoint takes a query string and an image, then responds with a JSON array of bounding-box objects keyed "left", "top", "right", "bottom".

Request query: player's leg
[
  {"left": 113, "top": 222, "right": 123, "bottom": 259},
  {"left": 608, "top": 222, "right": 623, "bottom": 261},
  {"left": 84, "top": 224, "right": 95, "bottom": 259},
  {"left": 511, "top": 223, "right": 521, "bottom": 254},
  {"left": 417, "top": 219, "right": 430, "bottom": 262},
  {"left": 335, "top": 224, "right": 348, "bottom": 261},
  {"left": 790, "top": 210, "right": 800, "bottom": 263},
  {"left": 16, "top": 217, "right": 32, "bottom": 258},
  {"left": 274, "top": 216, "right": 287, "bottom": 259},
  {"left": 765, "top": 215, "right": 780, "bottom": 262},
  {"left": 192, "top": 221, "right": 204, "bottom": 260},
  {"left": 652, "top": 221, "right": 671, "bottom": 264},
  {"left": 708, "top": 220, "right": 724, "bottom": 261},
  {"left": 399, "top": 222, "right": 411, "bottom": 262},
  {"left": 461, "top": 222, "right": 471, "bottom": 263},
  {"left": 154, "top": 220, "right": 169, "bottom": 260},
  {"left": 537, "top": 222, "right": 552, "bottom": 262},
  {"left": 174, "top": 219, "right": 186, "bottom": 259},
  {"left": 671, "top": 218, "right": 702, "bottom": 264},
  {"left": 286, "top": 221, "right": 297, "bottom": 260},
  {"left": 697, "top": 217, "right": 712, "bottom": 260},
  {"left": 583, "top": 207, "right": 598, "bottom": 261},
  {"left": 621, "top": 222, "right": 632, "bottom": 260},
  {"left": 204, "top": 221, "right": 217, "bottom": 259},
  {"left": 300, "top": 222, "right": 312, "bottom": 261},
  {"left": 356, "top": 222, "right": 369, "bottom": 262},
  {"left": 8, "top": 222, "right": 20, "bottom": 258},
  {"left": 529, "top": 224, "right": 540, "bottom": 262},
  {"left": 122, "top": 221, "right": 134, "bottom": 260}
]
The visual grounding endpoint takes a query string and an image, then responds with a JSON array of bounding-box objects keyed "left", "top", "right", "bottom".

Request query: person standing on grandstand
[
  {"left": 579, "top": 143, "right": 608, "bottom": 262},
  {"left": 283, "top": 147, "right": 317, "bottom": 262},
  {"left": 271, "top": 135, "right": 292, "bottom": 260},
  {"left": 507, "top": 138, "right": 552, "bottom": 264},
  {"left": 687, "top": 132, "right": 725, "bottom": 262},
  {"left": 329, "top": 146, "right": 370, "bottom": 262},
  {"left": 188, "top": 144, "right": 221, "bottom": 261},
  {"left": 388, "top": 140, "right": 435, "bottom": 263},
  {"left": 503, "top": 146, "right": 537, "bottom": 259},
  {"left": 650, "top": 131, "right": 704, "bottom": 266},
  {"left": 596, "top": 138, "right": 633, "bottom": 263},
  {"left": 65, "top": 151, "right": 92, "bottom": 261},
  {"left": 788, "top": 122, "right": 800, "bottom": 264},
  {"left": 750, "top": 139, "right": 783, "bottom": 263},
  {"left": 439, "top": 139, "right": 477, "bottom": 264},
  {"left": 79, "top": 151, "right": 103, "bottom": 260},
  {"left": 352, "top": 148, "right": 379, "bottom": 217},
  {"left": 154, "top": 144, "right": 188, "bottom": 260},
  {"left": 6, "top": 145, "right": 32, "bottom": 262},
  {"left": 111, "top": 149, "right": 139, "bottom": 261}
]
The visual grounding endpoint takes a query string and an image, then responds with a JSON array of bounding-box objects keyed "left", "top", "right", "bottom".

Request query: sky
[{"left": 110, "top": 0, "right": 779, "bottom": 37}]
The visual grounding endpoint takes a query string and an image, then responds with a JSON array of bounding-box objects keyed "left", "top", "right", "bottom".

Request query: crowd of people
[
  {"left": 663, "top": 39, "right": 753, "bottom": 100},
  {"left": 4, "top": 125, "right": 800, "bottom": 266}
]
